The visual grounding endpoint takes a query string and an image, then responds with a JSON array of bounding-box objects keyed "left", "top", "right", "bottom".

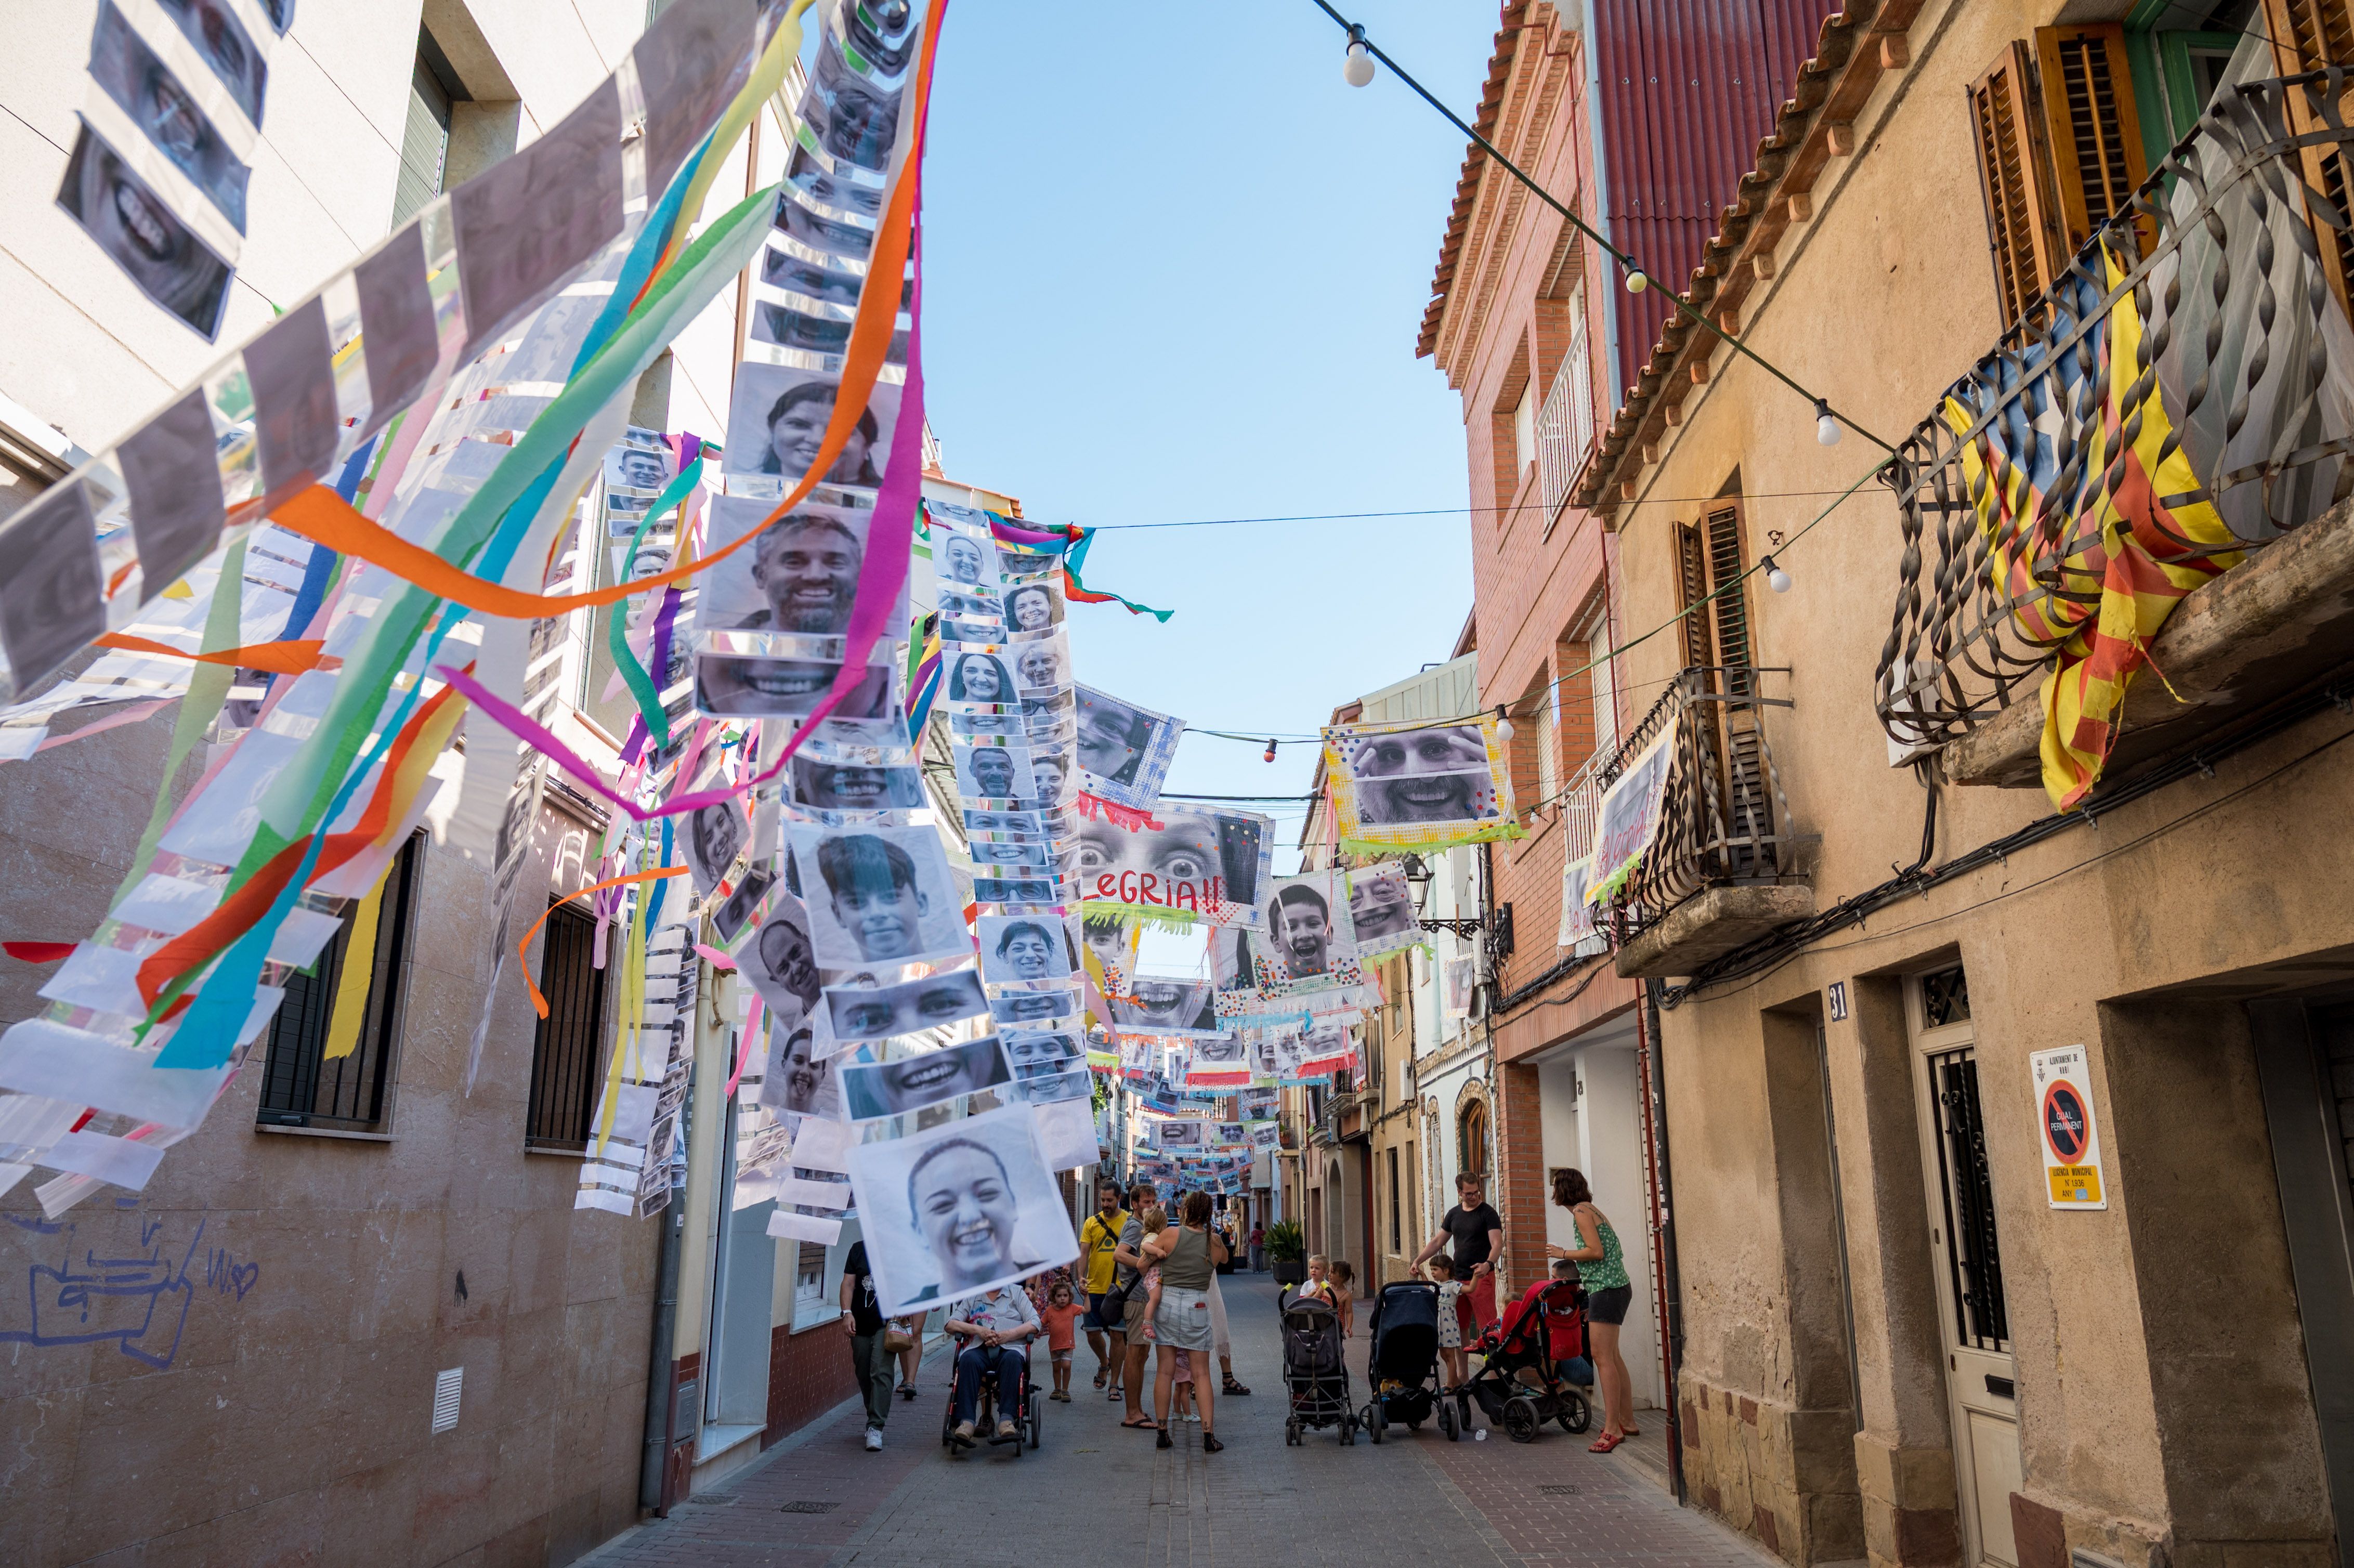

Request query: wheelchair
[{"left": 938, "top": 1344, "right": 1043, "bottom": 1457}]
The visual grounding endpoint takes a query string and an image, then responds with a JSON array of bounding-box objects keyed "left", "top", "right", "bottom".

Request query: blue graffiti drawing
[
  {"left": 204, "top": 1245, "right": 259, "bottom": 1300},
  {"left": 1, "top": 1208, "right": 206, "bottom": 1369}
]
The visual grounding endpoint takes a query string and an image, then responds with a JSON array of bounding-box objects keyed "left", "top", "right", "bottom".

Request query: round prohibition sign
[{"left": 2042, "top": 1079, "right": 2091, "bottom": 1163}]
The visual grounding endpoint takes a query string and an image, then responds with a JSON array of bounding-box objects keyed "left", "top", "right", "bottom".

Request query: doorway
[{"left": 1910, "top": 963, "right": 2021, "bottom": 1568}]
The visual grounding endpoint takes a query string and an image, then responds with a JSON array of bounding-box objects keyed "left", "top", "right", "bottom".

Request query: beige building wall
[{"left": 1586, "top": 1, "right": 2354, "bottom": 1564}]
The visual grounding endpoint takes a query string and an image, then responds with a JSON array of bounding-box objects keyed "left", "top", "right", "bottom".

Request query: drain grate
[
  {"left": 779, "top": 1501, "right": 839, "bottom": 1514},
  {"left": 1540, "top": 1485, "right": 1581, "bottom": 1496},
  {"left": 685, "top": 1493, "right": 739, "bottom": 1506}
]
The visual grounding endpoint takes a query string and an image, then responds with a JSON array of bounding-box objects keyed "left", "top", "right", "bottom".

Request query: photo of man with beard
[
  {"left": 736, "top": 514, "right": 862, "bottom": 633},
  {"left": 1344, "top": 723, "right": 1502, "bottom": 827}
]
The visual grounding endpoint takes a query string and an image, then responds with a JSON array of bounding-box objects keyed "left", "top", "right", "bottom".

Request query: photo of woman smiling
[{"left": 847, "top": 1105, "right": 1078, "bottom": 1316}]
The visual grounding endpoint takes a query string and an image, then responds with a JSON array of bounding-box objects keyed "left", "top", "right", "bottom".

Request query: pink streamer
[{"left": 694, "top": 942, "right": 736, "bottom": 971}]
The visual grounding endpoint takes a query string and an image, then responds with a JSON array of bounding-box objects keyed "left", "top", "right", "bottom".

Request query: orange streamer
[
  {"left": 518, "top": 866, "right": 687, "bottom": 1017},
  {"left": 95, "top": 633, "right": 329, "bottom": 674}
]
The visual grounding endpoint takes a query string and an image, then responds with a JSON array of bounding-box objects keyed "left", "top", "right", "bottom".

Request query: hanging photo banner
[
  {"left": 1184, "top": 1033, "right": 1251, "bottom": 1089},
  {"left": 1073, "top": 798, "right": 1271, "bottom": 929},
  {"left": 1208, "top": 869, "right": 1363, "bottom": 999},
  {"left": 1322, "top": 714, "right": 1519, "bottom": 854},
  {"left": 1558, "top": 855, "right": 1599, "bottom": 948},
  {"left": 1587, "top": 725, "right": 1676, "bottom": 908},
  {"left": 1344, "top": 861, "right": 1420, "bottom": 959},
  {"left": 1106, "top": 975, "right": 1219, "bottom": 1037},
  {"left": 1072, "top": 683, "right": 1183, "bottom": 810}
]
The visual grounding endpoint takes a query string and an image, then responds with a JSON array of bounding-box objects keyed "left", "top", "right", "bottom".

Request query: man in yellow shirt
[{"left": 1078, "top": 1180, "right": 1130, "bottom": 1396}]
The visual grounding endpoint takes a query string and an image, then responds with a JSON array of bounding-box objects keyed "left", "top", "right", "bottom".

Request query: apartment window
[
  {"left": 1966, "top": 26, "right": 2149, "bottom": 331},
  {"left": 526, "top": 899, "right": 611, "bottom": 1150},
  {"left": 1537, "top": 283, "right": 1596, "bottom": 520},
  {"left": 2262, "top": 0, "right": 2354, "bottom": 314},
  {"left": 1459, "top": 1100, "right": 1489, "bottom": 1179},
  {"left": 1387, "top": 1146, "right": 1403, "bottom": 1253},
  {"left": 256, "top": 834, "right": 425, "bottom": 1133},
  {"left": 1512, "top": 381, "right": 1538, "bottom": 479},
  {"left": 393, "top": 31, "right": 466, "bottom": 225}
]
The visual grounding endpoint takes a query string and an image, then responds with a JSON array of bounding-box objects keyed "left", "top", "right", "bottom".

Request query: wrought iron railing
[
  {"left": 1598, "top": 665, "right": 1801, "bottom": 935},
  {"left": 1875, "top": 70, "right": 2354, "bottom": 752}
]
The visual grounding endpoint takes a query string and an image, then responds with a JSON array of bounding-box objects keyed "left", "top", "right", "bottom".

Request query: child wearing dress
[
  {"left": 1170, "top": 1348, "right": 1198, "bottom": 1421},
  {"left": 1136, "top": 1204, "right": 1169, "bottom": 1339},
  {"left": 1329, "top": 1259, "right": 1357, "bottom": 1338},
  {"left": 1428, "top": 1253, "right": 1469, "bottom": 1387},
  {"left": 1041, "top": 1277, "right": 1085, "bottom": 1402}
]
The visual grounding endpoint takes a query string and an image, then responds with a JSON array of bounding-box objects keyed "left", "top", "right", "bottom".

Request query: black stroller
[
  {"left": 1360, "top": 1281, "right": 1444, "bottom": 1442},
  {"left": 1278, "top": 1286, "right": 1359, "bottom": 1445},
  {"left": 1457, "top": 1279, "right": 1591, "bottom": 1443}
]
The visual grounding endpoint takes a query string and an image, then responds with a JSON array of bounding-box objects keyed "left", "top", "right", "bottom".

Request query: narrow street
[{"left": 581, "top": 1279, "right": 1775, "bottom": 1568}]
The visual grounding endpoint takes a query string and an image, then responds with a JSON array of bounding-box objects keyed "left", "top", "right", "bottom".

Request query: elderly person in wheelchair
[{"left": 944, "top": 1281, "right": 1042, "bottom": 1448}]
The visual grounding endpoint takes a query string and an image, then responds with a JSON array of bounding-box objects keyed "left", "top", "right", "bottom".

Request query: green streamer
[{"left": 113, "top": 537, "right": 249, "bottom": 904}]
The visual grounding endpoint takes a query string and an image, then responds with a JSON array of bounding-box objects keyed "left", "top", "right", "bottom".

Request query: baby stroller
[
  {"left": 1278, "top": 1286, "right": 1359, "bottom": 1446},
  {"left": 1458, "top": 1279, "right": 1591, "bottom": 1443},
  {"left": 1361, "top": 1281, "right": 1444, "bottom": 1443}
]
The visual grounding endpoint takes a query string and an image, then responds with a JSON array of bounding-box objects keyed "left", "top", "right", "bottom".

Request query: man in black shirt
[
  {"left": 1412, "top": 1173, "right": 1505, "bottom": 1340},
  {"left": 841, "top": 1239, "right": 895, "bottom": 1449}
]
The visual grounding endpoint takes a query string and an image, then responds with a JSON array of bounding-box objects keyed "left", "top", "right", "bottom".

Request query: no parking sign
[{"left": 2031, "top": 1046, "right": 2106, "bottom": 1209}]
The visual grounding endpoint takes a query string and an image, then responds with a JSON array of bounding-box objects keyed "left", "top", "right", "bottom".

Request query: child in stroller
[
  {"left": 1361, "top": 1280, "right": 1444, "bottom": 1442},
  {"left": 1455, "top": 1260, "right": 1592, "bottom": 1443},
  {"left": 1277, "top": 1284, "right": 1360, "bottom": 1445}
]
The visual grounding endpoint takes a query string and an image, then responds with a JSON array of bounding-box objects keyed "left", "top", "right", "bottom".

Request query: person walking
[
  {"left": 892, "top": 1313, "right": 924, "bottom": 1402},
  {"left": 1411, "top": 1173, "right": 1504, "bottom": 1343},
  {"left": 1077, "top": 1181, "right": 1130, "bottom": 1396},
  {"left": 1546, "top": 1168, "right": 1636, "bottom": 1453},
  {"left": 1207, "top": 1258, "right": 1250, "bottom": 1396},
  {"left": 1115, "top": 1184, "right": 1160, "bottom": 1430},
  {"left": 944, "top": 1281, "right": 1041, "bottom": 1447},
  {"left": 1248, "top": 1223, "right": 1265, "bottom": 1273},
  {"left": 839, "top": 1239, "right": 894, "bottom": 1451},
  {"left": 1143, "top": 1192, "right": 1229, "bottom": 1452}
]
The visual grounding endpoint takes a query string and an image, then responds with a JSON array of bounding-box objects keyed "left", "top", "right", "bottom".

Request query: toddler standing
[
  {"left": 1041, "top": 1278, "right": 1084, "bottom": 1402},
  {"left": 1428, "top": 1253, "right": 1469, "bottom": 1387}
]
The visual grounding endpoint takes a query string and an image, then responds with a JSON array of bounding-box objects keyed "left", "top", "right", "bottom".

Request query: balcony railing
[
  {"left": 1598, "top": 665, "right": 1802, "bottom": 937},
  {"left": 1536, "top": 324, "right": 1596, "bottom": 522},
  {"left": 1875, "top": 71, "right": 2354, "bottom": 761}
]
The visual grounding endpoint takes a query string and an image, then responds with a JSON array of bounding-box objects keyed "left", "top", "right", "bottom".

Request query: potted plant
[{"left": 1265, "top": 1220, "right": 1306, "bottom": 1286}]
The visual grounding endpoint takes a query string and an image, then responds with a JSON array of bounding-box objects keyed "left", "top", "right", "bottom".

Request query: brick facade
[
  {"left": 1489, "top": 1059, "right": 1548, "bottom": 1301},
  {"left": 765, "top": 1321, "right": 861, "bottom": 1448}
]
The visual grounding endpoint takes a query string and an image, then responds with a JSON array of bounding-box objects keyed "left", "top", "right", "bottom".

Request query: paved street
[{"left": 580, "top": 1277, "right": 1777, "bottom": 1568}]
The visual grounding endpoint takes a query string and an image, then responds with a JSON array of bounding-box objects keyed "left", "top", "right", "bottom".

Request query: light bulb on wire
[
  {"left": 1814, "top": 398, "right": 1841, "bottom": 447},
  {"left": 1760, "top": 554, "right": 1791, "bottom": 593},
  {"left": 1624, "top": 267, "right": 1648, "bottom": 294},
  {"left": 1343, "top": 28, "right": 1375, "bottom": 87},
  {"left": 1493, "top": 705, "right": 1514, "bottom": 741},
  {"left": 1263, "top": 738, "right": 1278, "bottom": 763}
]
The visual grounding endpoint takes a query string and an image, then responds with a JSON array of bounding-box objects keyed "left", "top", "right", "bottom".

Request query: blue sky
[{"left": 921, "top": 3, "right": 1500, "bottom": 867}]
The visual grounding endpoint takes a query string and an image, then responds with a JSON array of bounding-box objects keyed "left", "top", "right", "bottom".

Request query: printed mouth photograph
[
  {"left": 822, "top": 967, "right": 987, "bottom": 1043},
  {"left": 1001, "top": 1067, "right": 1089, "bottom": 1106},
  {"left": 969, "top": 839, "right": 1048, "bottom": 867},
  {"left": 693, "top": 654, "right": 895, "bottom": 721},
  {"left": 788, "top": 755, "right": 925, "bottom": 812},
  {"left": 56, "top": 123, "right": 231, "bottom": 337},
  {"left": 839, "top": 1036, "right": 1011, "bottom": 1120},
  {"left": 1109, "top": 976, "right": 1216, "bottom": 1035},
  {"left": 845, "top": 1102, "right": 1076, "bottom": 1315}
]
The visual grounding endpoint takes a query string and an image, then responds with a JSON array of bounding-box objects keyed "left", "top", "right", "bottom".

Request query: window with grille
[
  {"left": 1928, "top": 1046, "right": 2010, "bottom": 1351},
  {"left": 1966, "top": 28, "right": 2150, "bottom": 333},
  {"left": 1387, "top": 1146, "right": 1402, "bottom": 1252},
  {"left": 255, "top": 834, "right": 425, "bottom": 1133},
  {"left": 526, "top": 899, "right": 612, "bottom": 1149}
]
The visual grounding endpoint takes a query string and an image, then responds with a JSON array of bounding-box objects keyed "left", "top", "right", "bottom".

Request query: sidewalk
[{"left": 574, "top": 1274, "right": 1780, "bottom": 1568}]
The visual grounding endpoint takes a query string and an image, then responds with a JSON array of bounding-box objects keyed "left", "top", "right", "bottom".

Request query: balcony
[
  {"left": 1591, "top": 667, "right": 1811, "bottom": 979},
  {"left": 1874, "top": 72, "right": 2354, "bottom": 796},
  {"left": 1535, "top": 324, "right": 1596, "bottom": 526}
]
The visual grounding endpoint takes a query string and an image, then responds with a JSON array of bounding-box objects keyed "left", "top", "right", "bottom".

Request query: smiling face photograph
[
  {"left": 990, "top": 988, "right": 1076, "bottom": 1026},
  {"left": 739, "top": 894, "right": 822, "bottom": 1022},
  {"left": 1012, "top": 637, "right": 1067, "bottom": 696},
  {"left": 839, "top": 1036, "right": 1011, "bottom": 1121},
  {"left": 844, "top": 1103, "right": 1076, "bottom": 1315},
  {"left": 978, "top": 914, "right": 1069, "bottom": 984},
  {"left": 822, "top": 968, "right": 987, "bottom": 1043},
  {"left": 1002, "top": 580, "right": 1063, "bottom": 638},
  {"left": 694, "top": 652, "right": 894, "bottom": 722},
  {"left": 1339, "top": 721, "right": 1506, "bottom": 828},
  {"left": 603, "top": 440, "right": 672, "bottom": 495},
  {"left": 721, "top": 362, "right": 899, "bottom": 490},
  {"left": 681, "top": 791, "right": 747, "bottom": 898},
  {"left": 788, "top": 756, "right": 924, "bottom": 812},
  {"left": 761, "top": 1024, "right": 842, "bottom": 1120},
  {"left": 1109, "top": 976, "right": 1216, "bottom": 1035},
  {"left": 1264, "top": 873, "right": 1359, "bottom": 982},
  {"left": 789, "top": 821, "right": 972, "bottom": 969},
  {"left": 952, "top": 739, "right": 1034, "bottom": 803},
  {"left": 943, "top": 649, "right": 1014, "bottom": 708},
  {"left": 697, "top": 498, "right": 890, "bottom": 636},
  {"left": 1346, "top": 862, "right": 1420, "bottom": 951}
]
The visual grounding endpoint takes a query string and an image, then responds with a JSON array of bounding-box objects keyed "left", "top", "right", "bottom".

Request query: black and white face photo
[
  {"left": 791, "top": 821, "right": 971, "bottom": 969},
  {"left": 722, "top": 362, "right": 898, "bottom": 489},
  {"left": 789, "top": 755, "right": 924, "bottom": 813},
  {"left": 1002, "top": 581, "right": 1063, "bottom": 639},
  {"left": 699, "top": 498, "right": 882, "bottom": 636},
  {"left": 787, "top": 146, "right": 886, "bottom": 217},
  {"left": 938, "top": 531, "right": 995, "bottom": 586},
  {"left": 990, "top": 988, "right": 1076, "bottom": 1027},
  {"left": 1194, "top": 1034, "right": 1246, "bottom": 1066},
  {"left": 953, "top": 740, "right": 1034, "bottom": 804},
  {"left": 1344, "top": 723, "right": 1502, "bottom": 827},
  {"left": 1002, "top": 1067, "right": 1089, "bottom": 1106},
  {"left": 979, "top": 915, "right": 1069, "bottom": 984},
  {"left": 763, "top": 1024, "right": 842, "bottom": 1118},
  {"left": 840, "top": 1037, "right": 1011, "bottom": 1120},
  {"left": 763, "top": 244, "right": 863, "bottom": 307},
  {"left": 944, "top": 650, "right": 1014, "bottom": 708},
  {"left": 809, "top": 36, "right": 903, "bottom": 170},
  {"left": 89, "top": 2, "right": 250, "bottom": 230},
  {"left": 682, "top": 794, "right": 748, "bottom": 898},
  {"left": 1002, "top": 1029, "right": 1081, "bottom": 1076},
  {"left": 776, "top": 184, "right": 877, "bottom": 262},
  {"left": 1073, "top": 688, "right": 1164, "bottom": 791},
  {"left": 970, "top": 839, "right": 1049, "bottom": 869},
  {"left": 974, "top": 876, "right": 1057, "bottom": 907},
  {"left": 1264, "top": 876, "right": 1358, "bottom": 982},
  {"left": 695, "top": 653, "right": 893, "bottom": 721},
  {"left": 710, "top": 864, "right": 775, "bottom": 945},
  {"left": 1347, "top": 864, "right": 1419, "bottom": 947},
  {"left": 605, "top": 442, "right": 672, "bottom": 495},
  {"left": 56, "top": 124, "right": 231, "bottom": 337},
  {"left": 822, "top": 968, "right": 987, "bottom": 1043},
  {"left": 844, "top": 1103, "right": 1077, "bottom": 1315},
  {"left": 1152, "top": 1119, "right": 1205, "bottom": 1149},
  {"left": 1111, "top": 977, "right": 1215, "bottom": 1035},
  {"left": 740, "top": 893, "right": 823, "bottom": 1022},
  {"left": 1012, "top": 638, "right": 1067, "bottom": 697}
]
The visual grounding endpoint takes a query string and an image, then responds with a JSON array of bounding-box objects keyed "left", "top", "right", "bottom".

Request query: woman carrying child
[
  {"left": 1040, "top": 1278, "right": 1085, "bottom": 1402},
  {"left": 1142, "top": 1192, "right": 1230, "bottom": 1452}
]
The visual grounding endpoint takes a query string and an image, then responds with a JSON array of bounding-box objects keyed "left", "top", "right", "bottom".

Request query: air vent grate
[{"left": 431, "top": 1367, "right": 462, "bottom": 1434}]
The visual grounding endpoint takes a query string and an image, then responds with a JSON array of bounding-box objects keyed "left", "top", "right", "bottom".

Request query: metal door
[{"left": 1913, "top": 967, "right": 2021, "bottom": 1567}]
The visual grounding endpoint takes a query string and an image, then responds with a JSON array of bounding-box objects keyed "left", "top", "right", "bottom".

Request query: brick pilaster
[{"left": 1491, "top": 1060, "right": 1549, "bottom": 1301}]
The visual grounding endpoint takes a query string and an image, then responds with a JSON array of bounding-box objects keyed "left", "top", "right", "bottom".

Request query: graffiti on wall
[{"left": 1, "top": 1200, "right": 258, "bottom": 1369}]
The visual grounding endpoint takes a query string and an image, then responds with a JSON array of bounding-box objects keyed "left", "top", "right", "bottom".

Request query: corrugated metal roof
[
  {"left": 1358, "top": 654, "right": 1481, "bottom": 724},
  {"left": 1592, "top": 0, "right": 1841, "bottom": 398}
]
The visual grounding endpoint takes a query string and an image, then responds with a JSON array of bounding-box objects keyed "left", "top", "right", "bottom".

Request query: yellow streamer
[{"left": 320, "top": 867, "right": 391, "bottom": 1061}]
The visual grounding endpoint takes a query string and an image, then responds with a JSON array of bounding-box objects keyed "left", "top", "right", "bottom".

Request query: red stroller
[{"left": 1455, "top": 1278, "right": 1592, "bottom": 1442}]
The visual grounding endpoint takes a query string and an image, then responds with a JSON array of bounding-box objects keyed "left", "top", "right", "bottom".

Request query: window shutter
[
  {"left": 2033, "top": 25, "right": 2151, "bottom": 256},
  {"left": 2261, "top": 0, "right": 2354, "bottom": 318},
  {"left": 393, "top": 57, "right": 452, "bottom": 227},
  {"left": 1968, "top": 42, "right": 2070, "bottom": 331},
  {"left": 1703, "top": 503, "right": 1753, "bottom": 698},
  {"left": 1673, "top": 521, "right": 1714, "bottom": 671}
]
